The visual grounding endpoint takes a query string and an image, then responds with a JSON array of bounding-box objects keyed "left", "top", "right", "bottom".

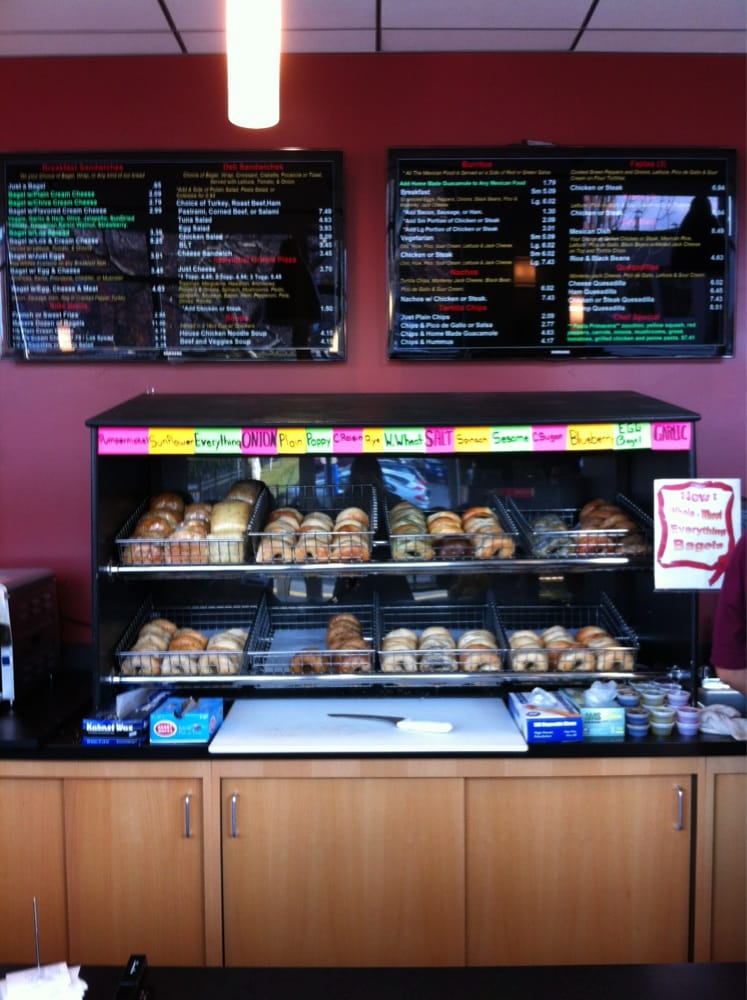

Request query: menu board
[
  {"left": 0, "top": 151, "right": 345, "bottom": 361},
  {"left": 387, "top": 146, "right": 736, "bottom": 360}
]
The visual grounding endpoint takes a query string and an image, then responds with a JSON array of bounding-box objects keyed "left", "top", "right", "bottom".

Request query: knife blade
[{"left": 327, "top": 712, "right": 453, "bottom": 733}]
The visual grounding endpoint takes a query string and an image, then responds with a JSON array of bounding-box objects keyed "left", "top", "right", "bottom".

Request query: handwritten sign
[
  {"left": 532, "top": 425, "right": 566, "bottom": 451},
  {"left": 194, "top": 429, "right": 242, "bottom": 454},
  {"left": 654, "top": 478, "right": 741, "bottom": 589},
  {"left": 97, "top": 427, "right": 150, "bottom": 455},
  {"left": 491, "top": 426, "right": 533, "bottom": 452},
  {"left": 149, "top": 428, "right": 195, "bottom": 454},
  {"left": 567, "top": 424, "right": 616, "bottom": 451},
  {"left": 454, "top": 427, "right": 492, "bottom": 452}
]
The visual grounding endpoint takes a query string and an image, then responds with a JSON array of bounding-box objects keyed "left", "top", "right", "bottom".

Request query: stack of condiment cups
[
  {"left": 675, "top": 705, "right": 701, "bottom": 736},
  {"left": 625, "top": 707, "right": 650, "bottom": 737},
  {"left": 616, "top": 685, "right": 640, "bottom": 708},
  {"left": 648, "top": 704, "right": 676, "bottom": 735},
  {"left": 666, "top": 687, "right": 690, "bottom": 708}
]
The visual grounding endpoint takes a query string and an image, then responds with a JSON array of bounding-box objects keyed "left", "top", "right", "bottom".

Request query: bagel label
[
  {"left": 149, "top": 428, "right": 195, "bottom": 454},
  {"left": 490, "top": 426, "right": 532, "bottom": 451},
  {"left": 97, "top": 427, "right": 149, "bottom": 454},
  {"left": 567, "top": 424, "right": 615, "bottom": 451}
]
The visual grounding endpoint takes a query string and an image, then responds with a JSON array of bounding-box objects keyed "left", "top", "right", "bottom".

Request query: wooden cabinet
[
  {"left": 221, "top": 774, "right": 465, "bottom": 967},
  {"left": 694, "top": 755, "right": 747, "bottom": 962},
  {"left": 64, "top": 771, "right": 210, "bottom": 966},
  {"left": 465, "top": 761, "right": 694, "bottom": 966},
  {"left": 0, "top": 776, "right": 68, "bottom": 965}
]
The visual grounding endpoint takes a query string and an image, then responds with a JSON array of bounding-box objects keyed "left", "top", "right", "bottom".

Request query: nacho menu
[{"left": 2, "top": 152, "right": 344, "bottom": 360}]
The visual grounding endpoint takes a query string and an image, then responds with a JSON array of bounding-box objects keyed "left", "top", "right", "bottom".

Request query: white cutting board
[{"left": 209, "top": 696, "right": 527, "bottom": 754}]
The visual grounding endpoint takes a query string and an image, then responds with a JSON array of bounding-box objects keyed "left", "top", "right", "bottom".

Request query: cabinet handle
[
  {"left": 184, "top": 793, "right": 192, "bottom": 838},
  {"left": 231, "top": 793, "right": 239, "bottom": 838},
  {"left": 673, "top": 784, "right": 685, "bottom": 831}
]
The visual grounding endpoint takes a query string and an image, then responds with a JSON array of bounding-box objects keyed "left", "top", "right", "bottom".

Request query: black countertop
[
  {"left": 0, "top": 679, "right": 744, "bottom": 760},
  {"left": 8, "top": 962, "right": 744, "bottom": 1000}
]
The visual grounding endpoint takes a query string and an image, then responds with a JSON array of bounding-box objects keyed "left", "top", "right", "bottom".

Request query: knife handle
[{"left": 397, "top": 719, "right": 453, "bottom": 734}]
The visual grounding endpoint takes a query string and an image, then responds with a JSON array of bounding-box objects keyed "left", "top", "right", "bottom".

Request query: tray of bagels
[
  {"left": 116, "top": 479, "right": 269, "bottom": 566},
  {"left": 385, "top": 500, "right": 519, "bottom": 562},
  {"left": 116, "top": 599, "right": 261, "bottom": 677},
  {"left": 116, "top": 591, "right": 638, "bottom": 680},
  {"left": 500, "top": 493, "right": 652, "bottom": 560},
  {"left": 247, "top": 484, "right": 378, "bottom": 565},
  {"left": 496, "top": 593, "right": 639, "bottom": 674}
]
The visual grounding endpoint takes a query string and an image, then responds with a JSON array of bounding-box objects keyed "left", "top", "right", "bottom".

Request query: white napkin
[
  {"left": 0, "top": 964, "right": 87, "bottom": 1000},
  {"left": 698, "top": 704, "right": 747, "bottom": 741}
]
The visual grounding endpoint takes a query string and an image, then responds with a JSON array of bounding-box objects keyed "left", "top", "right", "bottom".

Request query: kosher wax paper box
[
  {"left": 82, "top": 688, "right": 171, "bottom": 746},
  {"left": 508, "top": 689, "right": 583, "bottom": 743},
  {"left": 150, "top": 697, "right": 224, "bottom": 744}
]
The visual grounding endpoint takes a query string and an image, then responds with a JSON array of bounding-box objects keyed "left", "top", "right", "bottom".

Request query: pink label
[
  {"left": 425, "top": 427, "right": 455, "bottom": 452},
  {"left": 651, "top": 422, "right": 692, "bottom": 450},
  {"left": 240, "top": 427, "right": 278, "bottom": 454},
  {"left": 98, "top": 427, "right": 150, "bottom": 454},
  {"left": 334, "top": 428, "right": 364, "bottom": 452},
  {"left": 532, "top": 425, "right": 567, "bottom": 451}
]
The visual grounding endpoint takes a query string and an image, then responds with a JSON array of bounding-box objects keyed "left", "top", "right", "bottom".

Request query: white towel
[{"left": 698, "top": 704, "right": 747, "bottom": 740}]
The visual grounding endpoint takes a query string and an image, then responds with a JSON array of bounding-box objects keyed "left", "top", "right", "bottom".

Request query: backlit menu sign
[
  {"left": 0, "top": 151, "right": 345, "bottom": 361},
  {"left": 387, "top": 146, "right": 736, "bottom": 360}
]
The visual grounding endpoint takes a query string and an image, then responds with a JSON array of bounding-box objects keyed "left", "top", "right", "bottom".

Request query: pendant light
[{"left": 226, "top": 0, "right": 281, "bottom": 129}]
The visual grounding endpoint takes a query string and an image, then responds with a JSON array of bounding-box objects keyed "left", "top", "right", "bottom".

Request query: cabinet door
[
  {"left": 0, "top": 779, "right": 68, "bottom": 964},
  {"left": 710, "top": 767, "right": 746, "bottom": 961},
  {"left": 466, "top": 774, "right": 692, "bottom": 965},
  {"left": 64, "top": 777, "right": 205, "bottom": 966},
  {"left": 222, "top": 777, "right": 465, "bottom": 967}
]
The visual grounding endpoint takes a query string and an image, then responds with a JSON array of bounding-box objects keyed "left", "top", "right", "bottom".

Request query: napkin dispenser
[{"left": 0, "top": 569, "right": 60, "bottom": 705}]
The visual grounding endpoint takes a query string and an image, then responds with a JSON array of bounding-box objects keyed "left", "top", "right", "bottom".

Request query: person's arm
[{"left": 714, "top": 664, "right": 747, "bottom": 696}]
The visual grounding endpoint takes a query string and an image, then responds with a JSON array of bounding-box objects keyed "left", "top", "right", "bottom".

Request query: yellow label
[
  {"left": 276, "top": 428, "right": 307, "bottom": 454},
  {"left": 454, "top": 426, "right": 492, "bottom": 451},
  {"left": 363, "top": 428, "right": 385, "bottom": 451},
  {"left": 149, "top": 428, "right": 195, "bottom": 454},
  {"left": 567, "top": 424, "right": 616, "bottom": 450}
]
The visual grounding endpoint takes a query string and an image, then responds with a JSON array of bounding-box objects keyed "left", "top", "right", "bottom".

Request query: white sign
[{"left": 654, "top": 478, "right": 741, "bottom": 590}]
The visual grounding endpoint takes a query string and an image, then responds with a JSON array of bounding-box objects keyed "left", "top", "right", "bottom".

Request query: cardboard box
[
  {"left": 562, "top": 689, "right": 626, "bottom": 738},
  {"left": 508, "top": 690, "right": 583, "bottom": 743},
  {"left": 150, "top": 697, "right": 224, "bottom": 744},
  {"left": 82, "top": 688, "right": 171, "bottom": 746}
]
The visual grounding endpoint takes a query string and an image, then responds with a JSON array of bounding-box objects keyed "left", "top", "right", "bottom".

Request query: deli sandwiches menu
[
  {"left": 1, "top": 151, "right": 345, "bottom": 360},
  {"left": 387, "top": 146, "right": 736, "bottom": 360}
]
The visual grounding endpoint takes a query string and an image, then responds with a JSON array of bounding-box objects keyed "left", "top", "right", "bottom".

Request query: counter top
[
  {"left": 1, "top": 682, "right": 744, "bottom": 760},
  {"left": 6, "top": 962, "right": 744, "bottom": 1000}
]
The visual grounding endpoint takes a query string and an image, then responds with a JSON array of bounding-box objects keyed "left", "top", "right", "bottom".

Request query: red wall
[{"left": 0, "top": 52, "right": 744, "bottom": 643}]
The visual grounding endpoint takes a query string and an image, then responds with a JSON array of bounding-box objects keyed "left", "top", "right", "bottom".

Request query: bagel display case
[{"left": 87, "top": 391, "right": 699, "bottom": 709}]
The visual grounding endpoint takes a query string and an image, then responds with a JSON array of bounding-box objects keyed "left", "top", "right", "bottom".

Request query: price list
[
  {"left": 388, "top": 148, "right": 734, "bottom": 359},
  {"left": 3, "top": 153, "right": 344, "bottom": 360},
  {"left": 391, "top": 157, "right": 559, "bottom": 352}
]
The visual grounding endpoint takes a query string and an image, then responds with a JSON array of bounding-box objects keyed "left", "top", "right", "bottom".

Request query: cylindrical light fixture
[{"left": 226, "top": 0, "right": 281, "bottom": 129}]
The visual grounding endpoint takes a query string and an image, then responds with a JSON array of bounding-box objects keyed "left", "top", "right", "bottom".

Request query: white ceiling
[{"left": 0, "top": 0, "right": 745, "bottom": 58}]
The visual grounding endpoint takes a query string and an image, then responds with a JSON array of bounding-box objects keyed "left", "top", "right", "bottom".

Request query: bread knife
[{"left": 327, "top": 712, "right": 453, "bottom": 733}]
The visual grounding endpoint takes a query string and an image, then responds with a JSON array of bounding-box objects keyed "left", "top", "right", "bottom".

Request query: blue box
[
  {"left": 562, "top": 689, "right": 626, "bottom": 738},
  {"left": 150, "top": 697, "right": 224, "bottom": 744},
  {"left": 508, "top": 690, "right": 583, "bottom": 743}
]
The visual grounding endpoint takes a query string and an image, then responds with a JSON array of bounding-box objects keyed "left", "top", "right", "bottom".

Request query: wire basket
[
  {"left": 500, "top": 493, "right": 652, "bottom": 560},
  {"left": 384, "top": 500, "right": 519, "bottom": 563},
  {"left": 116, "top": 490, "right": 270, "bottom": 567},
  {"left": 377, "top": 600, "right": 505, "bottom": 674},
  {"left": 245, "top": 597, "right": 376, "bottom": 676},
  {"left": 116, "top": 600, "right": 259, "bottom": 677},
  {"left": 248, "top": 484, "right": 378, "bottom": 566},
  {"left": 495, "top": 593, "right": 639, "bottom": 674}
]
